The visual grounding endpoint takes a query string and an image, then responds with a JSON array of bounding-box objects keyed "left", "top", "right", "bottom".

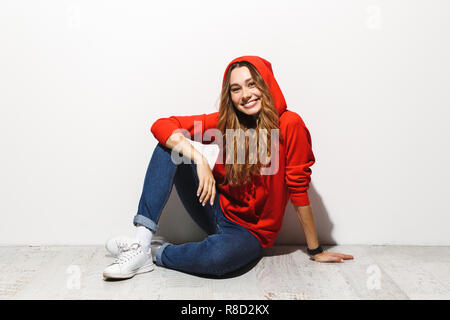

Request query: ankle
[{"left": 135, "top": 225, "right": 153, "bottom": 253}]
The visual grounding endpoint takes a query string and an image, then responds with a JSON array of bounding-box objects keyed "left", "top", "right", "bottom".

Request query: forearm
[
  {"left": 165, "top": 133, "right": 207, "bottom": 165},
  {"left": 294, "top": 204, "right": 319, "bottom": 250}
]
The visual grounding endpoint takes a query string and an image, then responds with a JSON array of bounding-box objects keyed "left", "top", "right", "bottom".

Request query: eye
[
  {"left": 231, "top": 88, "right": 240, "bottom": 92},
  {"left": 249, "top": 81, "right": 255, "bottom": 86}
]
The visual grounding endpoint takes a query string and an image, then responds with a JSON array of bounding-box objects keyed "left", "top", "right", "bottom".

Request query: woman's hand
[
  {"left": 311, "top": 251, "right": 354, "bottom": 263},
  {"left": 196, "top": 157, "right": 216, "bottom": 207}
]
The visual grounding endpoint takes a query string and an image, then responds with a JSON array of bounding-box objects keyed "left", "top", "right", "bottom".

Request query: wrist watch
[{"left": 307, "top": 245, "right": 324, "bottom": 256}]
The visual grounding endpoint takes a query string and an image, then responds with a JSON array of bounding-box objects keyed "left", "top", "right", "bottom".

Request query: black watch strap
[{"left": 307, "top": 245, "right": 323, "bottom": 256}]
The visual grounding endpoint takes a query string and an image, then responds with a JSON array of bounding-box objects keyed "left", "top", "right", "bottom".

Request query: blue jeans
[{"left": 133, "top": 142, "right": 262, "bottom": 277}]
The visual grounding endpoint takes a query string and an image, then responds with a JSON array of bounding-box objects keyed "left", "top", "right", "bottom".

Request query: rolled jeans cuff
[
  {"left": 133, "top": 214, "right": 158, "bottom": 233},
  {"left": 155, "top": 242, "right": 171, "bottom": 267}
]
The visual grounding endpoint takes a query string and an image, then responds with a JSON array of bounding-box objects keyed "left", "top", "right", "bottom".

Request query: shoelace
[
  {"left": 113, "top": 242, "right": 141, "bottom": 264},
  {"left": 118, "top": 239, "right": 164, "bottom": 254},
  {"left": 117, "top": 241, "right": 131, "bottom": 253}
]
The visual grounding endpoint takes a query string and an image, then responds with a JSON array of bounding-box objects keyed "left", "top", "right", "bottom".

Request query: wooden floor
[{"left": 0, "top": 245, "right": 449, "bottom": 300}]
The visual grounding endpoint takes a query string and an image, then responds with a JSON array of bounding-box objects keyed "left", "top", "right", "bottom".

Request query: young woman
[{"left": 103, "top": 56, "right": 353, "bottom": 280}]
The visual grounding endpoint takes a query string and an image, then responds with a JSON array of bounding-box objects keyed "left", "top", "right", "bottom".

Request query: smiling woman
[
  {"left": 218, "top": 60, "right": 280, "bottom": 187},
  {"left": 230, "top": 71, "right": 262, "bottom": 116},
  {"left": 102, "top": 55, "right": 353, "bottom": 280}
]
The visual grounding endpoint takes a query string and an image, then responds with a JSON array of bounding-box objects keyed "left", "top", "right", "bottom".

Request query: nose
[{"left": 242, "top": 87, "right": 252, "bottom": 101}]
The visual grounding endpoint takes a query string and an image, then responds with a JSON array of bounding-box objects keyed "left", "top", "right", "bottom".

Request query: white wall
[{"left": 1, "top": 0, "right": 449, "bottom": 246}]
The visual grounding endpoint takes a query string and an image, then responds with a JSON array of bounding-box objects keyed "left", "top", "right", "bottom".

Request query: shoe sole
[{"left": 103, "top": 263, "right": 155, "bottom": 280}]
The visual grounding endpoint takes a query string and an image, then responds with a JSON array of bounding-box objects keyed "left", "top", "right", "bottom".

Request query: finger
[
  {"left": 326, "top": 252, "right": 348, "bottom": 257},
  {"left": 328, "top": 252, "right": 354, "bottom": 259},
  {"left": 197, "top": 180, "right": 204, "bottom": 198},
  {"left": 204, "top": 180, "right": 213, "bottom": 206},
  {"left": 324, "top": 256, "right": 343, "bottom": 263},
  {"left": 199, "top": 179, "right": 208, "bottom": 202},
  {"left": 317, "top": 255, "right": 342, "bottom": 263},
  {"left": 330, "top": 254, "right": 345, "bottom": 262},
  {"left": 210, "top": 182, "right": 216, "bottom": 206},
  {"left": 325, "top": 252, "right": 342, "bottom": 256},
  {"left": 200, "top": 179, "right": 211, "bottom": 205}
]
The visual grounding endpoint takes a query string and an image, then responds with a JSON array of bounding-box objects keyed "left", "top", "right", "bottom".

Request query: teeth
[{"left": 243, "top": 99, "right": 258, "bottom": 107}]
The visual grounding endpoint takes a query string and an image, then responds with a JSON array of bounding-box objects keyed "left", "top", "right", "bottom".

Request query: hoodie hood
[{"left": 222, "top": 56, "right": 287, "bottom": 116}]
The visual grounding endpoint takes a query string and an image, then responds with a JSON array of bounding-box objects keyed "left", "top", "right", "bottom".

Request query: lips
[{"left": 242, "top": 98, "right": 259, "bottom": 107}]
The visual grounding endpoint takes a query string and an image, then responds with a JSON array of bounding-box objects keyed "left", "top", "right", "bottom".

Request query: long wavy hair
[{"left": 217, "top": 61, "right": 282, "bottom": 188}]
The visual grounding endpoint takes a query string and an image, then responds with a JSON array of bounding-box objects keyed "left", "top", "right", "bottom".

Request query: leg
[
  {"left": 155, "top": 209, "right": 262, "bottom": 277},
  {"left": 173, "top": 160, "right": 218, "bottom": 235},
  {"left": 133, "top": 142, "right": 217, "bottom": 234},
  {"left": 105, "top": 142, "right": 220, "bottom": 280}
]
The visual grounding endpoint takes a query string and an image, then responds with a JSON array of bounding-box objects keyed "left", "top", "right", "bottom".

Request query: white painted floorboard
[{"left": 0, "top": 245, "right": 449, "bottom": 300}]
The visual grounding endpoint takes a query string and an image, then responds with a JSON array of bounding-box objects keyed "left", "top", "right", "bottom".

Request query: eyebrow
[{"left": 230, "top": 78, "right": 253, "bottom": 87}]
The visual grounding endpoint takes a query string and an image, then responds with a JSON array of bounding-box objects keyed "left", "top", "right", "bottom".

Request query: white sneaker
[
  {"left": 103, "top": 242, "right": 154, "bottom": 279},
  {"left": 105, "top": 236, "right": 134, "bottom": 257},
  {"left": 105, "top": 235, "right": 167, "bottom": 262}
]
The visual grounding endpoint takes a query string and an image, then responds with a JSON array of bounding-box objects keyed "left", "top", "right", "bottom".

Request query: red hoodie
[{"left": 150, "top": 56, "right": 315, "bottom": 248}]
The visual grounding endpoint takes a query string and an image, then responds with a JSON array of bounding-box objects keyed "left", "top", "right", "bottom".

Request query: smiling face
[{"left": 229, "top": 66, "right": 262, "bottom": 119}]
